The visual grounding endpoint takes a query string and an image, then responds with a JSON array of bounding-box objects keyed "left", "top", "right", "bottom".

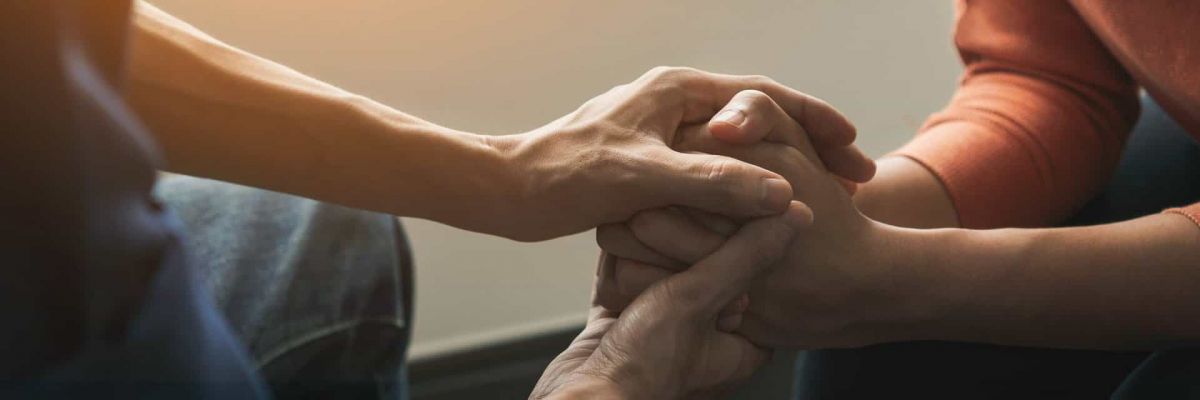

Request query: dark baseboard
[{"left": 408, "top": 324, "right": 583, "bottom": 400}]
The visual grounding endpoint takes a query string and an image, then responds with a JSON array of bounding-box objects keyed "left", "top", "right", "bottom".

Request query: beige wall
[{"left": 149, "top": 0, "right": 960, "bottom": 360}]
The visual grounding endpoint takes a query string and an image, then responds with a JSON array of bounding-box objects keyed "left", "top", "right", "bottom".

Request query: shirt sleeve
[
  {"left": 1166, "top": 203, "right": 1200, "bottom": 230},
  {"left": 893, "top": 0, "right": 1141, "bottom": 228}
]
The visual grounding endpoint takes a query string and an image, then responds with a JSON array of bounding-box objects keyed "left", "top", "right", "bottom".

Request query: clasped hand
[
  {"left": 477, "top": 67, "right": 873, "bottom": 241},
  {"left": 531, "top": 77, "right": 932, "bottom": 398}
]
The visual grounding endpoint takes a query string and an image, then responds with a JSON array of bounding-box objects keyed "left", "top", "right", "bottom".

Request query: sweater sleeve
[
  {"left": 893, "top": 0, "right": 1140, "bottom": 228},
  {"left": 1166, "top": 203, "right": 1200, "bottom": 231}
]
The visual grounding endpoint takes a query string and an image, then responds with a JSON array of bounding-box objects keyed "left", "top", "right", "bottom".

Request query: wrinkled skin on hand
[{"left": 532, "top": 204, "right": 812, "bottom": 399}]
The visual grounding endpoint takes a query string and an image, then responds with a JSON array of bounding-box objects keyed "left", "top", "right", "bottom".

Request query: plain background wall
[{"left": 148, "top": 0, "right": 961, "bottom": 360}]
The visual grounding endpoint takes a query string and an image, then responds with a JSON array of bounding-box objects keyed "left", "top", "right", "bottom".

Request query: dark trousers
[{"left": 795, "top": 96, "right": 1200, "bottom": 399}]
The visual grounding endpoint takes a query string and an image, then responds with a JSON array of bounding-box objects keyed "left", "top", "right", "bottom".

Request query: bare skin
[
  {"left": 535, "top": 204, "right": 813, "bottom": 399},
  {"left": 127, "top": 2, "right": 873, "bottom": 242},
  {"left": 121, "top": 4, "right": 885, "bottom": 398},
  {"left": 600, "top": 96, "right": 1200, "bottom": 352}
]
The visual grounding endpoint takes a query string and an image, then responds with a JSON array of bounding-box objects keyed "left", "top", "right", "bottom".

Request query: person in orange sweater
[{"left": 596, "top": 0, "right": 1200, "bottom": 397}]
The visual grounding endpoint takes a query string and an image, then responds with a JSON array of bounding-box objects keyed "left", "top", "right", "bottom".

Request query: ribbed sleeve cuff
[
  {"left": 1164, "top": 203, "right": 1200, "bottom": 231},
  {"left": 892, "top": 121, "right": 1062, "bottom": 229}
]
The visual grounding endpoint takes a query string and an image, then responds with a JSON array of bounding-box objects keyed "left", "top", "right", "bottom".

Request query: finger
[
  {"left": 680, "top": 209, "right": 739, "bottom": 237},
  {"left": 676, "top": 126, "right": 821, "bottom": 175},
  {"left": 631, "top": 68, "right": 855, "bottom": 148},
  {"left": 818, "top": 143, "right": 876, "bottom": 183},
  {"left": 652, "top": 149, "right": 794, "bottom": 217},
  {"left": 707, "top": 90, "right": 797, "bottom": 147},
  {"left": 592, "top": 252, "right": 624, "bottom": 310},
  {"left": 666, "top": 202, "right": 811, "bottom": 314},
  {"left": 628, "top": 208, "right": 725, "bottom": 265},
  {"left": 697, "top": 84, "right": 874, "bottom": 184},
  {"left": 613, "top": 259, "right": 674, "bottom": 307},
  {"left": 705, "top": 333, "right": 772, "bottom": 388},
  {"left": 835, "top": 175, "right": 859, "bottom": 195},
  {"left": 717, "top": 294, "right": 750, "bottom": 332},
  {"left": 596, "top": 223, "right": 685, "bottom": 270},
  {"left": 743, "top": 77, "right": 857, "bottom": 148},
  {"left": 691, "top": 71, "right": 858, "bottom": 147},
  {"left": 687, "top": 117, "right": 875, "bottom": 194}
]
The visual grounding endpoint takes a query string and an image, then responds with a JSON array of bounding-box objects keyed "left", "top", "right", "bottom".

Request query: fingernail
[
  {"left": 760, "top": 178, "right": 792, "bottom": 211},
  {"left": 714, "top": 109, "right": 747, "bottom": 127},
  {"left": 783, "top": 201, "right": 815, "bottom": 227}
]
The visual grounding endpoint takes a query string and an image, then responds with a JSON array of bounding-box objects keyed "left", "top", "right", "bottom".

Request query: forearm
[
  {"left": 890, "top": 213, "right": 1200, "bottom": 349},
  {"left": 853, "top": 156, "right": 959, "bottom": 228},
  {"left": 127, "top": 3, "right": 513, "bottom": 227}
]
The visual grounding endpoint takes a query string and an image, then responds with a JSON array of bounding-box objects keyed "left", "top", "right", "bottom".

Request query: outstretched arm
[
  {"left": 126, "top": 2, "right": 873, "bottom": 241},
  {"left": 129, "top": 2, "right": 516, "bottom": 233}
]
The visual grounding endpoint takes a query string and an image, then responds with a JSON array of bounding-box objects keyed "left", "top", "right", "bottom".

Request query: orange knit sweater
[{"left": 895, "top": 0, "right": 1200, "bottom": 229}]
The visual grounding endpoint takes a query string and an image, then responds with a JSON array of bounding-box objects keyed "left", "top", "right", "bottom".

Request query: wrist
[
  {"left": 852, "top": 157, "right": 959, "bottom": 229},
  {"left": 439, "top": 131, "right": 531, "bottom": 233},
  {"left": 873, "top": 223, "right": 1038, "bottom": 343},
  {"left": 363, "top": 106, "right": 523, "bottom": 235},
  {"left": 858, "top": 221, "right": 961, "bottom": 343},
  {"left": 477, "top": 131, "right": 537, "bottom": 224}
]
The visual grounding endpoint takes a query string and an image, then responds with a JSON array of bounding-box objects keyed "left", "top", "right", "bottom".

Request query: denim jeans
[
  {"left": 795, "top": 96, "right": 1200, "bottom": 399},
  {"left": 157, "top": 176, "right": 413, "bottom": 400}
]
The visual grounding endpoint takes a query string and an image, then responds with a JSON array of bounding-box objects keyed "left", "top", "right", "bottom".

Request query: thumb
[
  {"left": 658, "top": 202, "right": 811, "bottom": 315},
  {"left": 707, "top": 89, "right": 793, "bottom": 146},
  {"left": 654, "top": 151, "right": 794, "bottom": 217}
]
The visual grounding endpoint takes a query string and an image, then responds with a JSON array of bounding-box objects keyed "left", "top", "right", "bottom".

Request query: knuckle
[
  {"left": 701, "top": 158, "right": 733, "bottom": 183},
  {"left": 645, "top": 65, "right": 675, "bottom": 79},
  {"left": 660, "top": 66, "right": 699, "bottom": 80},
  {"left": 739, "top": 88, "right": 771, "bottom": 101},
  {"left": 695, "top": 157, "right": 751, "bottom": 203},
  {"left": 644, "top": 66, "right": 702, "bottom": 91},
  {"left": 737, "top": 89, "right": 775, "bottom": 111},
  {"left": 644, "top": 82, "right": 687, "bottom": 107},
  {"left": 746, "top": 74, "right": 778, "bottom": 87},
  {"left": 645, "top": 66, "right": 687, "bottom": 84},
  {"left": 702, "top": 157, "right": 754, "bottom": 188}
]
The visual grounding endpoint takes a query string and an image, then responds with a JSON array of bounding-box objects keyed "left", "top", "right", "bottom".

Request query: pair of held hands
[{"left": 498, "top": 68, "right": 891, "bottom": 398}]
